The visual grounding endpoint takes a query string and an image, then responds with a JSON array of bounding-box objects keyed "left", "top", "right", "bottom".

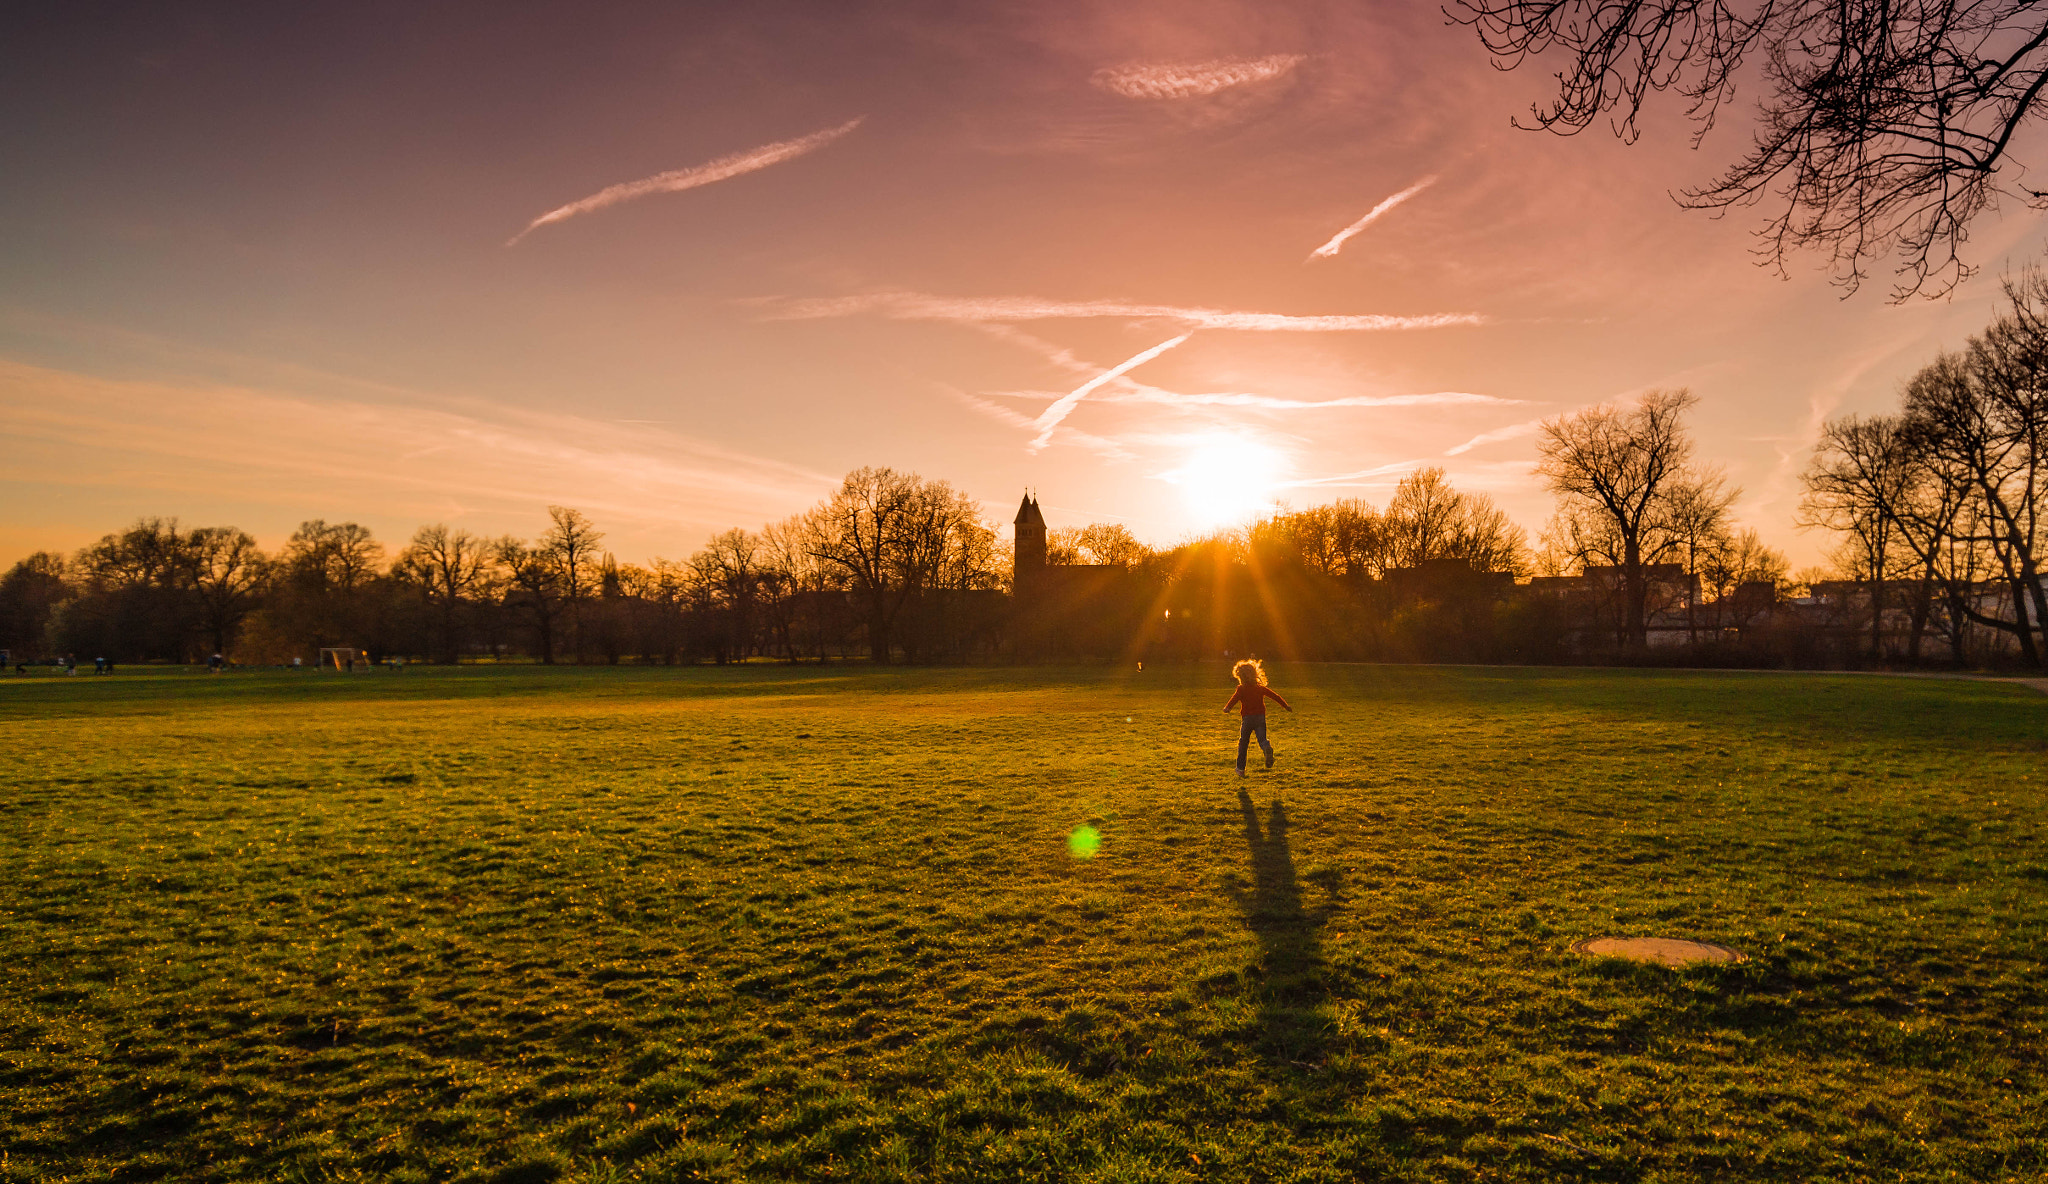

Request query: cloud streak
[
  {"left": 1030, "top": 334, "right": 1191, "bottom": 450},
  {"left": 1444, "top": 417, "right": 1544, "bottom": 455},
  {"left": 761, "top": 290, "right": 1483, "bottom": 332},
  {"left": 985, "top": 386, "right": 1518, "bottom": 411},
  {"left": 1091, "top": 55, "right": 1307, "bottom": 99},
  {"left": 942, "top": 386, "right": 1135, "bottom": 459},
  {"left": 1308, "top": 176, "right": 1437, "bottom": 260},
  {"left": 0, "top": 358, "right": 836, "bottom": 549},
  {"left": 509, "top": 118, "right": 865, "bottom": 244}
]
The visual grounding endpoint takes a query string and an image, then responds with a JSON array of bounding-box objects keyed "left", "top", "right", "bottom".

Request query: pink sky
[{"left": 5, "top": 1, "right": 2046, "bottom": 570}]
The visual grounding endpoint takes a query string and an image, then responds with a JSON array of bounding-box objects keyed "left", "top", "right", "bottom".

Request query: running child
[{"left": 1222, "top": 658, "right": 1292, "bottom": 777}]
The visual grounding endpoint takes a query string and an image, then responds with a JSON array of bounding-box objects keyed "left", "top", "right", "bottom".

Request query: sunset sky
[{"left": 8, "top": 0, "right": 2048, "bottom": 570}]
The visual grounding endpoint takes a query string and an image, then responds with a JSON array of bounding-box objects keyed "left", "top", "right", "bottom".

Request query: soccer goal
[{"left": 318, "top": 647, "right": 361, "bottom": 671}]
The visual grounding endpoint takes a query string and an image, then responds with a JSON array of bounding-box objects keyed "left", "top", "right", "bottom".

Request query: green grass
[{"left": 1, "top": 664, "right": 2043, "bottom": 1183}]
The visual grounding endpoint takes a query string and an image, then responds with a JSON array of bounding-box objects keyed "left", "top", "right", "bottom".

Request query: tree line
[
  {"left": 7, "top": 340, "right": 2042, "bottom": 668},
  {"left": 0, "top": 469, "right": 1000, "bottom": 667}
]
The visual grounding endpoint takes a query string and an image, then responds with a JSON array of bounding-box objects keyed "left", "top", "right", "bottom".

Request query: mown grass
[{"left": 1, "top": 663, "right": 2043, "bottom": 1183}]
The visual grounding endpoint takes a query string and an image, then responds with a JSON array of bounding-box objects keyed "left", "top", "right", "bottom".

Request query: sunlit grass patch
[{"left": 0, "top": 664, "right": 2042, "bottom": 1182}]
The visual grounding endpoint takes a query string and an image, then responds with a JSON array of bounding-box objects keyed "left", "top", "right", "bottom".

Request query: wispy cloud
[
  {"left": 1092, "top": 55, "right": 1307, "bottom": 99},
  {"left": 0, "top": 358, "right": 836, "bottom": 549},
  {"left": 983, "top": 387, "right": 1518, "bottom": 410},
  {"left": 1029, "top": 334, "right": 1191, "bottom": 450},
  {"left": 1445, "top": 416, "right": 1544, "bottom": 455},
  {"left": 1308, "top": 176, "right": 1437, "bottom": 261},
  {"left": 509, "top": 118, "right": 865, "bottom": 244},
  {"left": 1113, "top": 386, "right": 1512, "bottom": 410},
  {"left": 941, "top": 385, "right": 1135, "bottom": 459},
  {"left": 760, "top": 290, "right": 1483, "bottom": 332},
  {"left": 1283, "top": 461, "right": 1423, "bottom": 488}
]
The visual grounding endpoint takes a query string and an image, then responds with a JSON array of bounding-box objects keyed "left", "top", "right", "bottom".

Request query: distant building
[{"left": 1011, "top": 492, "right": 1152, "bottom": 658}]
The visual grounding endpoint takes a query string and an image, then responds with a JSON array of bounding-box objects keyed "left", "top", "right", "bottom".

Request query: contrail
[
  {"left": 980, "top": 387, "right": 1516, "bottom": 410},
  {"left": 509, "top": 117, "right": 865, "bottom": 244},
  {"left": 760, "top": 290, "right": 1483, "bottom": 332},
  {"left": 1445, "top": 418, "right": 1544, "bottom": 455},
  {"left": 1029, "top": 334, "right": 1191, "bottom": 451},
  {"left": 943, "top": 386, "right": 1135, "bottom": 459},
  {"left": 1093, "top": 55, "right": 1306, "bottom": 99},
  {"left": 1307, "top": 175, "right": 1436, "bottom": 261}
]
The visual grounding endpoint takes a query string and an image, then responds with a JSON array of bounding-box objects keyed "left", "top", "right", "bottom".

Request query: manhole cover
[{"left": 1570, "top": 937, "right": 1745, "bottom": 967}]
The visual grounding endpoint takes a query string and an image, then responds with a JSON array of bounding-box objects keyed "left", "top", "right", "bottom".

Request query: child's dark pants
[{"left": 1237, "top": 715, "right": 1271, "bottom": 772}]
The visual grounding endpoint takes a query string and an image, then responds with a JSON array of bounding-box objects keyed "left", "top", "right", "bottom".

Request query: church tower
[{"left": 1012, "top": 491, "right": 1047, "bottom": 596}]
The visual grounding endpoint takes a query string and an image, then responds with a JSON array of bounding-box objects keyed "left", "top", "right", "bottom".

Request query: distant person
[
  {"left": 208, "top": 653, "right": 223, "bottom": 673},
  {"left": 1222, "top": 658, "right": 1293, "bottom": 778}
]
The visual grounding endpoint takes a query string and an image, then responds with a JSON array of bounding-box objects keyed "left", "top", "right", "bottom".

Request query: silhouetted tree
[
  {"left": 0, "top": 552, "right": 71, "bottom": 659},
  {"left": 494, "top": 537, "right": 566, "bottom": 664},
  {"left": 187, "top": 526, "right": 269, "bottom": 658},
  {"left": 1902, "top": 352, "right": 2047, "bottom": 665},
  {"left": 1456, "top": 0, "right": 2048, "bottom": 298},
  {"left": 542, "top": 506, "right": 603, "bottom": 661},
  {"left": 1075, "top": 523, "right": 1149, "bottom": 568},
  {"left": 1536, "top": 389, "right": 1700, "bottom": 649},
  {"left": 264, "top": 520, "right": 386, "bottom": 658},
  {"left": 1661, "top": 471, "right": 1737, "bottom": 643},
  {"left": 1802, "top": 416, "right": 1915, "bottom": 657},
  {"left": 68, "top": 518, "right": 196, "bottom": 661},
  {"left": 394, "top": 524, "right": 490, "bottom": 664},
  {"left": 1384, "top": 467, "right": 1528, "bottom": 573},
  {"left": 803, "top": 467, "right": 988, "bottom": 664}
]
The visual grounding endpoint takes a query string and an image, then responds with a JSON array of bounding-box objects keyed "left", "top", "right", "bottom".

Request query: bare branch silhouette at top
[{"left": 1452, "top": 0, "right": 2048, "bottom": 298}]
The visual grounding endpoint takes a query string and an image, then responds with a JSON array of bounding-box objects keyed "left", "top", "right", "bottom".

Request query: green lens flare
[{"left": 1067, "top": 825, "right": 1101, "bottom": 859}]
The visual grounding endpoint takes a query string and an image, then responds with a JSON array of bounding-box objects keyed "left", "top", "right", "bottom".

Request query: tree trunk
[
  {"left": 1907, "top": 577, "right": 1932, "bottom": 662},
  {"left": 1622, "top": 537, "right": 1647, "bottom": 649},
  {"left": 2009, "top": 576, "right": 2043, "bottom": 667}
]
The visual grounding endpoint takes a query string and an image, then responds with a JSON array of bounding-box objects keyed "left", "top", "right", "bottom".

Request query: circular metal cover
[{"left": 1570, "top": 936, "right": 1745, "bottom": 966}]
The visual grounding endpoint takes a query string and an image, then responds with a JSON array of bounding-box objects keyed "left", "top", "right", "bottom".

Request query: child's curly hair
[{"left": 1231, "top": 658, "right": 1267, "bottom": 686}]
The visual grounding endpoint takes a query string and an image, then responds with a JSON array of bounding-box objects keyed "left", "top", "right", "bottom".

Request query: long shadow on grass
[{"left": 1228, "top": 790, "right": 1338, "bottom": 1071}]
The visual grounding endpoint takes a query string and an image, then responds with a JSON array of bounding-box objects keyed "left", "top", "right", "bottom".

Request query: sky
[{"left": 8, "top": 0, "right": 2048, "bottom": 571}]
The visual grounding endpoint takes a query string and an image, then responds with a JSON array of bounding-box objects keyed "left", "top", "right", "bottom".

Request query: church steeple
[{"left": 1013, "top": 491, "right": 1047, "bottom": 593}]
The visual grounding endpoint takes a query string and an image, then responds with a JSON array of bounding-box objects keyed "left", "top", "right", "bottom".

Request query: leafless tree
[
  {"left": 803, "top": 467, "right": 986, "bottom": 663},
  {"left": 1385, "top": 467, "right": 1530, "bottom": 573},
  {"left": 542, "top": 506, "right": 604, "bottom": 660},
  {"left": 1661, "top": 470, "right": 1737, "bottom": 642},
  {"left": 1902, "top": 348, "right": 2047, "bottom": 665},
  {"left": 1045, "top": 526, "right": 1086, "bottom": 566},
  {"left": 1454, "top": 0, "right": 2048, "bottom": 298},
  {"left": 395, "top": 524, "right": 489, "bottom": 664},
  {"left": 691, "top": 528, "right": 767, "bottom": 663},
  {"left": 1802, "top": 415, "right": 1915, "bottom": 657},
  {"left": 1697, "top": 526, "right": 1788, "bottom": 629},
  {"left": 187, "top": 526, "right": 269, "bottom": 657},
  {"left": 1535, "top": 389, "right": 1699, "bottom": 647},
  {"left": 495, "top": 537, "right": 566, "bottom": 665},
  {"left": 285, "top": 521, "right": 383, "bottom": 593},
  {"left": 274, "top": 521, "right": 385, "bottom": 654},
  {"left": 1075, "top": 523, "right": 1150, "bottom": 568}
]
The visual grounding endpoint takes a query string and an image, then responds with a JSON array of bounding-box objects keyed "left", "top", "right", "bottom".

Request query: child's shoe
[{"left": 1264, "top": 750, "right": 1275, "bottom": 770}]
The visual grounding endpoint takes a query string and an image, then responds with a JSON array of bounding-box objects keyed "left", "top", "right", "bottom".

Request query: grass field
[{"left": 2, "top": 663, "right": 2043, "bottom": 1183}]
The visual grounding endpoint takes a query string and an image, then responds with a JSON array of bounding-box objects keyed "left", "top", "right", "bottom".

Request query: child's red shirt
[{"left": 1223, "top": 684, "right": 1290, "bottom": 717}]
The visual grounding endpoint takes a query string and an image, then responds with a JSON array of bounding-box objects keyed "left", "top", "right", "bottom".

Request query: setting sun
[{"left": 1165, "top": 435, "right": 1290, "bottom": 530}]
